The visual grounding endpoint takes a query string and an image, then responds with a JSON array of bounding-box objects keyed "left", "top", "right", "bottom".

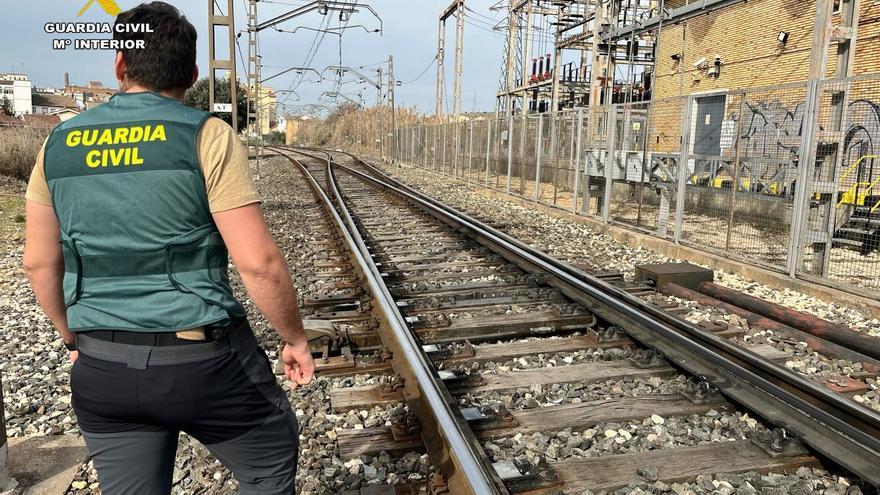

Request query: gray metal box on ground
[{"left": 634, "top": 263, "right": 714, "bottom": 291}]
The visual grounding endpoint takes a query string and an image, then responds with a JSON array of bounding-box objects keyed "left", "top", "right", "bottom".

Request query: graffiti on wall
[
  {"left": 645, "top": 97, "right": 880, "bottom": 195},
  {"left": 737, "top": 98, "right": 880, "bottom": 164},
  {"left": 843, "top": 99, "right": 880, "bottom": 180},
  {"left": 739, "top": 99, "right": 805, "bottom": 160},
  {"left": 726, "top": 97, "right": 880, "bottom": 194}
]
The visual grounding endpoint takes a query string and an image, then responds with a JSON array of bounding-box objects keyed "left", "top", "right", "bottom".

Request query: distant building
[
  {"left": 246, "top": 84, "right": 276, "bottom": 136},
  {"left": 32, "top": 93, "right": 78, "bottom": 115},
  {"left": 63, "top": 74, "right": 116, "bottom": 110},
  {"left": 0, "top": 73, "right": 33, "bottom": 117}
]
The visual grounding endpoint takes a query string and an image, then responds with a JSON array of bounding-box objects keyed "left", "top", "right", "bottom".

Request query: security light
[{"left": 777, "top": 31, "right": 789, "bottom": 43}]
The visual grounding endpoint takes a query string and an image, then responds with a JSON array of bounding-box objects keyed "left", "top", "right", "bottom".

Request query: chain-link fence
[{"left": 392, "top": 73, "right": 880, "bottom": 298}]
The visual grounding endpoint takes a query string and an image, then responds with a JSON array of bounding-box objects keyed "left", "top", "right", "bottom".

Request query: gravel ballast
[{"left": 1, "top": 152, "right": 873, "bottom": 494}]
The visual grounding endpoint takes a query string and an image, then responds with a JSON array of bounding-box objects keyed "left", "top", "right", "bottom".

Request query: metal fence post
[
  {"left": 507, "top": 115, "right": 514, "bottom": 194},
  {"left": 452, "top": 123, "right": 459, "bottom": 178},
  {"left": 485, "top": 119, "right": 492, "bottom": 186},
  {"left": 583, "top": 109, "right": 594, "bottom": 215},
  {"left": 431, "top": 126, "right": 437, "bottom": 171},
  {"left": 550, "top": 113, "right": 559, "bottom": 205},
  {"left": 519, "top": 116, "right": 528, "bottom": 195},
  {"left": 788, "top": 79, "right": 822, "bottom": 277},
  {"left": 468, "top": 122, "right": 474, "bottom": 182},
  {"left": 573, "top": 108, "right": 584, "bottom": 214},
  {"left": 441, "top": 124, "right": 448, "bottom": 175},
  {"left": 725, "top": 95, "right": 747, "bottom": 251},
  {"left": 535, "top": 116, "right": 544, "bottom": 202},
  {"left": 602, "top": 108, "right": 617, "bottom": 221},
  {"left": 674, "top": 96, "right": 695, "bottom": 242}
]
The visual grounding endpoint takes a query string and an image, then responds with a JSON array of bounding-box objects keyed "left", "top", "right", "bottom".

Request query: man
[{"left": 23, "top": 3, "right": 315, "bottom": 494}]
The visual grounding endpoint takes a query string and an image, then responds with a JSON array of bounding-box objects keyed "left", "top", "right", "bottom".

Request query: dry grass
[{"left": 0, "top": 126, "right": 50, "bottom": 181}]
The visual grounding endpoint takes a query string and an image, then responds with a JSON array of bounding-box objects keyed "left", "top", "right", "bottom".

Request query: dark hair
[{"left": 113, "top": 2, "right": 197, "bottom": 91}]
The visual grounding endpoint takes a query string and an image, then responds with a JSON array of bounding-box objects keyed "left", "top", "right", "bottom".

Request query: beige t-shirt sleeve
[
  {"left": 25, "top": 118, "right": 260, "bottom": 213},
  {"left": 25, "top": 141, "right": 52, "bottom": 206},
  {"left": 198, "top": 117, "right": 261, "bottom": 213}
]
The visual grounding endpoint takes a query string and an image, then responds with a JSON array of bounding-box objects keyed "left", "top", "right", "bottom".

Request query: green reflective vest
[{"left": 44, "top": 92, "right": 246, "bottom": 332}]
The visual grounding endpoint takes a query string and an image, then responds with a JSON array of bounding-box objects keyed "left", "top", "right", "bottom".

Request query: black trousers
[{"left": 71, "top": 322, "right": 299, "bottom": 494}]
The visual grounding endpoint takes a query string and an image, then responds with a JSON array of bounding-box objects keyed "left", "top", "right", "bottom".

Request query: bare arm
[
  {"left": 213, "top": 203, "right": 314, "bottom": 387},
  {"left": 23, "top": 201, "right": 76, "bottom": 359}
]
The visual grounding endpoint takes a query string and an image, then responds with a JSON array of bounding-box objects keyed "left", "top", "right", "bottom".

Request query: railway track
[{"left": 269, "top": 146, "right": 880, "bottom": 494}]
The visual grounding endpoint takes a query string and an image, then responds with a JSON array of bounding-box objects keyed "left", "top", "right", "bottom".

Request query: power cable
[
  {"left": 277, "top": 11, "right": 332, "bottom": 105},
  {"left": 401, "top": 55, "right": 438, "bottom": 85}
]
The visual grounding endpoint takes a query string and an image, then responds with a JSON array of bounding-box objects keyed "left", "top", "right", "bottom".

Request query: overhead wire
[
  {"left": 401, "top": 55, "right": 438, "bottom": 85},
  {"left": 276, "top": 9, "right": 332, "bottom": 105}
]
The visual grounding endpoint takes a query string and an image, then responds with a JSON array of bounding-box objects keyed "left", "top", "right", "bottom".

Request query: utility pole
[
  {"left": 521, "top": 0, "right": 534, "bottom": 114},
  {"left": 247, "top": 0, "right": 260, "bottom": 173},
  {"left": 208, "top": 0, "right": 239, "bottom": 133},
  {"left": 377, "top": 66, "right": 383, "bottom": 156},
  {"left": 376, "top": 67, "right": 384, "bottom": 106},
  {"left": 436, "top": 14, "right": 446, "bottom": 116},
  {"left": 549, "top": 5, "right": 563, "bottom": 114},
  {"left": 388, "top": 55, "right": 396, "bottom": 163},
  {"left": 437, "top": 0, "right": 464, "bottom": 117},
  {"left": 590, "top": 0, "right": 609, "bottom": 108},
  {"left": 453, "top": 0, "right": 464, "bottom": 116},
  {"left": 505, "top": 0, "right": 518, "bottom": 115}
]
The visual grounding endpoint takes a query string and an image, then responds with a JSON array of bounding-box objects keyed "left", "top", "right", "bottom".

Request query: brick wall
[{"left": 654, "top": 0, "right": 880, "bottom": 99}]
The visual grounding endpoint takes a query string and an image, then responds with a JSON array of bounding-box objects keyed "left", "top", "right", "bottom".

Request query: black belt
[
  {"left": 75, "top": 319, "right": 251, "bottom": 369},
  {"left": 79, "top": 318, "right": 246, "bottom": 347}
]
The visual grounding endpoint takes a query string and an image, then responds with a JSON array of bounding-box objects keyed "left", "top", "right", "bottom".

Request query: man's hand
[
  {"left": 69, "top": 350, "right": 79, "bottom": 364},
  {"left": 214, "top": 204, "right": 316, "bottom": 388},
  {"left": 281, "top": 338, "right": 315, "bottom": 390}
]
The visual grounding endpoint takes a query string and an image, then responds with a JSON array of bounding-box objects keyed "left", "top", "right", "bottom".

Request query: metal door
[{"left": 694, "top": 94, "right": 726, "bottom": 156}]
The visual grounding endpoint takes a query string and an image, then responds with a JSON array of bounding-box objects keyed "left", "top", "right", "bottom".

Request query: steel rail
[
  {"left": 272, "top": 147, "right": 508, "bottom": 495},
  {"left": 325, "top": 150, "right": 880, "bottom": 488}
]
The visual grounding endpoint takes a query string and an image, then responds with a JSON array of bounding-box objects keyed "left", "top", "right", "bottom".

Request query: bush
[{"left": 0, "top": 126, "right": 50, "bottom": 181}]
